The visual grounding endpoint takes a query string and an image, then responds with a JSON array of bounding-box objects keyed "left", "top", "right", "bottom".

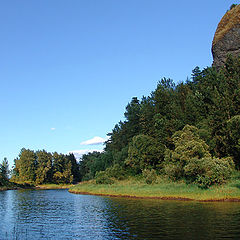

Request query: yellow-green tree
[{"left": 35, "top": 150, "right": 52, "bottom": 184}]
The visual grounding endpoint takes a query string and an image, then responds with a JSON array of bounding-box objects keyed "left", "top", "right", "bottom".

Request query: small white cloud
[
  {"left": 80, "top": 136, "right": 106, "bottom": 146},
  {"left": 68, "top": 149, "right": 104, "bottom": 160},
  {"left": 51, "top": 128, "right": 56, "bottom": 131}
]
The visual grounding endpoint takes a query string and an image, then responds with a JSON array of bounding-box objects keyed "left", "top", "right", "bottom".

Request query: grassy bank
[
  {"left": 35, "top": 184, "right": 74, "bottom": 189},
  {"left": 0, "top": 181, "right": 34, "bottom": 191},
  {"left": 69, "top": 176, "right": 240, "bottom": 201},
  {"left": 0, "top": 181, "right": 74, "bottom": 191}
]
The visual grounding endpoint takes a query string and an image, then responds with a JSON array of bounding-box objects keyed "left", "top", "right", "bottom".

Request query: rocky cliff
[{"left": 212, "top": 5, "right": 240, "bottom": 67}]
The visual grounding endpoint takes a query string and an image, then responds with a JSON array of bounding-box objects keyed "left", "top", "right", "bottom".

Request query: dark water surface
[{"left": 1, "top": 189, "right": 240, "bottom": 239}]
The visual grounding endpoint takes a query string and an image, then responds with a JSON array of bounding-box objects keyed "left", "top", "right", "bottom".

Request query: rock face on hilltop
[{"left": 212, "top": 5, "right": 240, "bottom": 67}]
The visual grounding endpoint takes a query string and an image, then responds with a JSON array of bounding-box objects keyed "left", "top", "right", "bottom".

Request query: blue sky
[{"left": 0, "top": 0, "right": 237, "bottom": 167}]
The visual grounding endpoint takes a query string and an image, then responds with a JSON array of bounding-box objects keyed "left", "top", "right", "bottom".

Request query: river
[{"left": 0, "top": 189, "right": 240, "bottom": 239}]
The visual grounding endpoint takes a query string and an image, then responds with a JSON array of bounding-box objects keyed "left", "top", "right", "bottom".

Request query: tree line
[
  {"left": 79, "top": 56, "right": 240, "bottom": 187},
  {"left": 7, "top": 56, "right": 240, "bottom": 188},
  {"left": 11, "top": 149, "right": 80, "bottom": 184}
]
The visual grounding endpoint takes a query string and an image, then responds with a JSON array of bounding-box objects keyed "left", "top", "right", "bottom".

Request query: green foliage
[
  {"left": 53, "top": 171, "right": 65, "bottom": 184},
  {"left": 35, "top": 150, "right": 52, "bottom": 184},
  {"left": 79, "top": 151, "right": 113, "bottom": 181},
  {"left": 226, "top": 115, "right": 240, "bottom": 167},
  {"left": 52, "top": 152, "right": 75, "bottom": 184},
  {"left": 105, "top": 164, "right": 126, "bottom": 180},
  {"left": 0, "top": 158, "right": 9, "bottom": 179},
  {"left": 184, "top": 157, "right": 234, "bottom": 188},
  {"left": 112, "top": 146, "right": 128, "bottom": 166},
  {"left": 12, "top": 149, "right": 78, "bottom": 185},
  {"left": 95, "top": 171, "right": 114, "bottom": 184},
  {"left": 164, "top": 125, "right": 211, "bottom": 167},
  {"left": 139, "top": 96, "right": 155, "bottom": 136},
  {"left": 126, "top": 134, "right": 165, "bottom": 172},
  {"left": 95, "top": 164, "right": 126, "bottom": 184},
  {"left": 142, "top": 169, "right": 157, "bottom": 184},
  {"left": 164, "top": 125, "right": 234, "bottom": 187},
  {"left": 163, "top": 161, "right": 183, "bottom": 181},
  {"left": 15, "top": 148, "right": 37, "bottom": 183},
  {"left": 0, "top": 158, "right": 10, "bottom": 186},
  {"left": 67, "top": 153, "right": 80, "bottom": 182}
]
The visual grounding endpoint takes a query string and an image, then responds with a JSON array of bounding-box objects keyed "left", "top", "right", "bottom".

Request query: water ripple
[{"left": 1, "top": 190, "right": 240, "bottom": 239}]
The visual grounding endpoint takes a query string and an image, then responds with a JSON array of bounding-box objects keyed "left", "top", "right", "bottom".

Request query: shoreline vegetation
[
  {"left": 0, "top": 182, "right": 74, "bottom": 191},
  {"left": 0, "top": 181, "right": 34, "bottom": 191},
  {"left": 35, "top": 184, "right": 74, "bottom": 189},
  {"left": 69, "top": 175, "right": 240, "bottom": 202}
]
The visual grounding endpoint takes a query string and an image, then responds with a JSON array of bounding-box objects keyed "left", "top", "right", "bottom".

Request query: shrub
[
  {"left": 95, "top": 171, "right": 114, "bottom": 184},
  {"left": 164, "top": 125, "right": 211, "bottom": 180},
  {"left": 126, "top": 134, "right": 165, "bottom": 172},
  {"left": 184, "top": 157, "right": 234, "bottom": 188},
  {"left": 142, "top": 169, "right": 157, "bottom": 184},
  {"left": 164, "top": 163, "right": 184, "bottom": 181},
  {"left": 95, "top": 164, "right": 127, "bottom": 184},
  {"left": 164, "top": 125, "right": 235, "bottom": 188},
  {"left": 105, "top": 164, "right": 126, "bottom": 180}
]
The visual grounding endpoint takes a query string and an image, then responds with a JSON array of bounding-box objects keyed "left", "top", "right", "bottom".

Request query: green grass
[
  {"left": 69, "top": 175, "right": 240, "bottom": 201},
  {"left": 0, "top": 181, "right": 73, "bottom": 191},
  {"left": 36, "top": 183, "right": 74, "bottom": 189},
  {"left": 0, "top": 180, "right": 34, "bottom": 191}
]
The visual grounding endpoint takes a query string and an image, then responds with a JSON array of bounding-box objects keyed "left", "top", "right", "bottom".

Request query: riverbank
[
  {"left": 0, "top": 182, "right": 34, "bottom": 191},
  {"left": 0, "top": 182, "right": 74, "bottom": 191},
  {"left": 35, "top": 184, "right": 74, "bottom": 189},
  {"left": 69, "top": 177, "right": 240, "bottom": 202}
]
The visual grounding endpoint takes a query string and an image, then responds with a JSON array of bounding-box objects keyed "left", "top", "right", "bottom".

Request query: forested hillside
[
  {"left": 79, "top": 56, "right": 240, "bottom": 187},
  {"left": 9, "top": 56, "right": 240, "bottom": 188}
]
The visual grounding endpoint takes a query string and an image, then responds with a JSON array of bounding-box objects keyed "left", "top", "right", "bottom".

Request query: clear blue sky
[{"left": 0, "top": 0, "right": 237, "bottom": 167}]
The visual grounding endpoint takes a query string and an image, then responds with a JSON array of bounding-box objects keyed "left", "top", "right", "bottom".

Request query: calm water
[{"left": 1, "top": 190, "right": 240, "bottom": 239}]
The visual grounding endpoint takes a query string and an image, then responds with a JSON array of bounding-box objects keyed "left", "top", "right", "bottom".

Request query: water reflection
[
  {"left": 1, "top": 190, "right": 240, "bottom": 239},
  {"left": 105, "top": 198, "right": 240, "bottom": 239}
]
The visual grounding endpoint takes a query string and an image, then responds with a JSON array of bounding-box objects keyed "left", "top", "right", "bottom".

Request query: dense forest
[
  {"left": 78, "top": 56, "right": 240, "bottom": 188},
  {"left": 7, "top": 56, "right": 240, "bottom": 188}
]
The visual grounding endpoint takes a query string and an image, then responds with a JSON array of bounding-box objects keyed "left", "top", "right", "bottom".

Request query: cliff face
[{"left": 212, "top": 5, "right": 240, "bottom": 67}]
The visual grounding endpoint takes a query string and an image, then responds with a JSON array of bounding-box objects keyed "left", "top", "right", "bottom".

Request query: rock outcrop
[{"left": 212, "top": 5, "right": 240, "bottom": 67}]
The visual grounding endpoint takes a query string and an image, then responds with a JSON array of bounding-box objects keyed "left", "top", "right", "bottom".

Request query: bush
[
  {"left": 95, "top": 171, "right": 114, "bottom": 184},
  {"left": 142, "top": 169, "right": 157, "bottom": 184},
  {"left": 105, "top": 164, "right": 126, "bottom": 180},
  {"left": 126, "top": 134, "right": 165, "bottom": 172},
  {"left": 95, "top": 164, "right": 127, "bottom": 184},
  {"left": 164, "top": 163, "right": 183, "bottom": 181},
  {"left": 164, "top": 125, "right": 235, "bottom": 188},
  {"left": 184, "top": 157, "right": 234, "bottom": 188}
]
